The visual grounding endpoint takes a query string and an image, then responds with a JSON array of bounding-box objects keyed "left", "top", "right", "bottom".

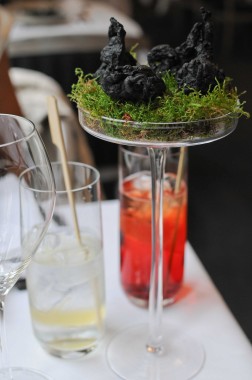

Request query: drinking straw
[
  {"left": 47, "top": 95, "right": 81, "bottom": 244},
  {"left": 47, "top": 95, "right": 103, "bottom": 330}
]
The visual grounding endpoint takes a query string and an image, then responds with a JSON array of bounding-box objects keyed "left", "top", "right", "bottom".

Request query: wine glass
[
  {"left": 79, "top": 109, "right": 238, "bottom": 380},
  {"left": 0, "top": 114, "right": 55, "bottom": 379}
]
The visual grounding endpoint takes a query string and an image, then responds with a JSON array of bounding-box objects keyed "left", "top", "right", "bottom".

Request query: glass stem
[
  {"left": 0, "top": 296, "right": 12, "bottom": 378},
  {"left": 147, "top": 147, "right": 166, "bottom": 354}
]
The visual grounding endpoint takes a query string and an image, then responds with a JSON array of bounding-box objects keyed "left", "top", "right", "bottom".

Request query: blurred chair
[
  {"left": 9, "top": 66, "right": 95, "bottom": 165},
  {"left": 0, "top": 5, "right": 95, "bottom": 166}
]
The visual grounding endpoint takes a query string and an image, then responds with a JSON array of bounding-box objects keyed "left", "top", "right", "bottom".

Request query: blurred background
[{"left": 1, "top": 0, "right": 252, "bottom": 342}]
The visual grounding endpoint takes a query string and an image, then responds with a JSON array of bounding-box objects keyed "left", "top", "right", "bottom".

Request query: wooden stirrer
[
  {"left": 47, "top": 95, "right": 81, "bottom": 245},
  {"left": 48, "top": 96, "right": 103, "bottom": 329},
  {"left": 175, "top": 146, "right": 186, "bottom": 194}
]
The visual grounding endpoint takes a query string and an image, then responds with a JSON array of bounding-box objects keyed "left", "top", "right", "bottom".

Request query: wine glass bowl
[{"left": 0, "top": 114, "right": 55, "bottom": 379}]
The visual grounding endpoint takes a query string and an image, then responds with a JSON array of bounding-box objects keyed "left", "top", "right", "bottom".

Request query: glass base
[
  {"left": 0, "top": 367, "right": 53, "bottom": 380},
  {"left": 127, "top": 294, "right": 177, "bottom": 308},
  {"left": 42, "top": 342, "right": 97, "bottom": 359},
  {"left": 107, "top": 324, "right": 205, "bottom": 380}
]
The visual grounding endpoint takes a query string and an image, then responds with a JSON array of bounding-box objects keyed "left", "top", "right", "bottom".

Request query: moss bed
[{"left": 70, "top": 69, "right": 249, "bottom": 144}]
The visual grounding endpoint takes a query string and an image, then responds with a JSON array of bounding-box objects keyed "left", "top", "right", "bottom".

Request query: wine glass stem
[
  {"left": 147, "top": 147, "right": 166, "bottom": 353},
  {"left": 0, "top": 296, "right": 12, "bottom": 377}
]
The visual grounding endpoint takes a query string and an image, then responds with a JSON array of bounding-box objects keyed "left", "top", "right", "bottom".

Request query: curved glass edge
[
  {"left": 0, "top": 113, "right": 36, "bottom": 148},
  {"left": 78, "top": 108, "right": 238, "bottom": 147}
]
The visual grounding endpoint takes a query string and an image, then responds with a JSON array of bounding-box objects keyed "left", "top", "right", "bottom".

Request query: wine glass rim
[
  {"left": 20, "top": 161, "right": 100, "bottom": 193},
  {"left": 51, "top": 161, "right": 100, "bottom": 194},
  {"left": 19, "top": 165, "right": 55, "bottom": 193},
  {"left": 0, "top": 113, "right": 36, "bottom": 147}
]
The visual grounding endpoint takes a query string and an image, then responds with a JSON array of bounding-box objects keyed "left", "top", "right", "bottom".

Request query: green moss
[{"left": 70, "top": 68, "right": 249, "bottom": 123}]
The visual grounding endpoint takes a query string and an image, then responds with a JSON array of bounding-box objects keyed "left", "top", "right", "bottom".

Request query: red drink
[{"left": 120, "top": 172, "right": 187, "bottom": 307}]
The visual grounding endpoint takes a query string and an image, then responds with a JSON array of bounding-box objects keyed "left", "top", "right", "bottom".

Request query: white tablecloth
[{"left": 6, "top": 200, "right": 252, "bottom": 379}]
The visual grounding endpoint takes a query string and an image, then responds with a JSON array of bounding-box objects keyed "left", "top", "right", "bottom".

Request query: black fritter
[
  {"left": 147, "top": 7, "right": 225, "bottom": 94},
  {"left": 94, "top": 17, "right": 165, "bottom": 103},
  {"left": 94, "top": 17, "right": 137, "bottom": 80},
  {"left": 99, "top": 65, "right": 166, "bottom": 103}
]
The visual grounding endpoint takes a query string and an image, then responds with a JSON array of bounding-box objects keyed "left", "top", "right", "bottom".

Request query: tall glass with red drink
[{"left": 119, "top": 146, "right": 187, "bottom": 307}]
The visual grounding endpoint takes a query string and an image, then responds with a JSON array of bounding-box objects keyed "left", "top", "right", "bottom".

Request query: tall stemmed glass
[
  {"left": 0, "top": 114, "right": 55, "bottom": 379},
  {"left": 79, "top": 109, "right": 237, "bottom": 380}
]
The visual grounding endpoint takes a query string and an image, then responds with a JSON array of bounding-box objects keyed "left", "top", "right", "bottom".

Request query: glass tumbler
[
  {"left": 26, "top": 161, "right": 105, "bottom": 359},
  {"left": 119, "top": 146, "right": 188, "bottom": 307}
]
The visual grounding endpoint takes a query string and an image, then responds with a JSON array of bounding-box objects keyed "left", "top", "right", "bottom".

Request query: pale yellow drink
[{"left": 26, "top": 231, "right": 105, "bottom": 358}]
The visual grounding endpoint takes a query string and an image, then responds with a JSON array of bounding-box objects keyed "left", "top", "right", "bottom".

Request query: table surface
[
  {"left": 6, "top": 200, "right": 252, "bottom": 379},
  {"left": 8, "top": 2, "right": 143, "bottom": 57}
]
